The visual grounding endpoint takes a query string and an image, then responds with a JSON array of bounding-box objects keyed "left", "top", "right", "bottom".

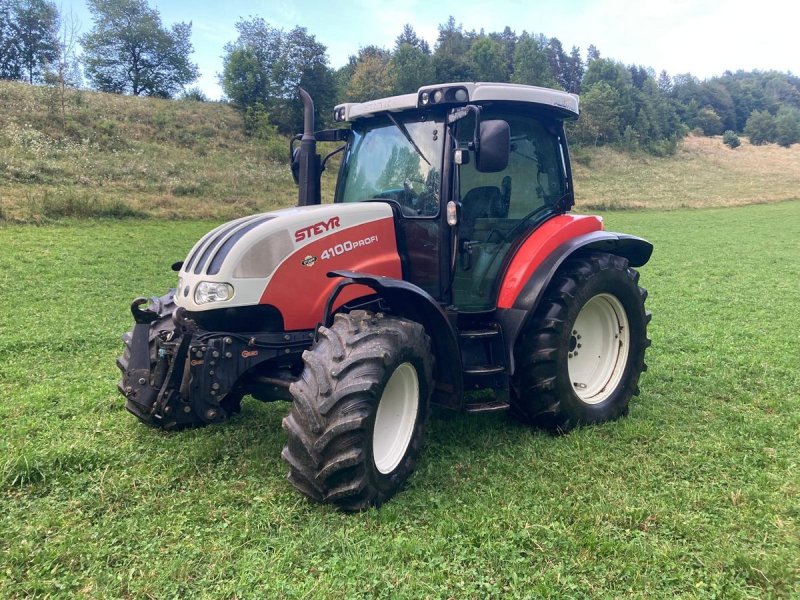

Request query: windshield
[{"left": 337, "top": 114, "right": 443, "bottom": 217}]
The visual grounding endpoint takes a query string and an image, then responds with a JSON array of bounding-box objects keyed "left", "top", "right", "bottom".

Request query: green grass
[{"left": 1, "top": 203, "right": 799, "bottom": 598}]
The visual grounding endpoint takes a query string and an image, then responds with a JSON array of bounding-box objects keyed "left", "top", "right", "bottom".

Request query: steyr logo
[
  {"left": 294, "top": 216, "right": 341, "bottom": 242},
  {"left": 302, "top": 255, "right": 317, "bottom": 267}
]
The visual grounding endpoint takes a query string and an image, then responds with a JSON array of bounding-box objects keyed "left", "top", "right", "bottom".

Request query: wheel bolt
[{"left": 138, "top": 377, "right": 146, "bottom": 385}]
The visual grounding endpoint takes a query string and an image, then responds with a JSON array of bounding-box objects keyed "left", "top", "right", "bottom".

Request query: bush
[
  {"left": 723, "top": 130, "right": 741, "bottom": 149},
  {"left": 181, "top": 87, "right": 208, "bottom": 102},
  {"left": 774, "top": 107, "right": 800, "bottom": 147},
  {"left": 744, "top": 110, "right": 776, "bottom": 146}
]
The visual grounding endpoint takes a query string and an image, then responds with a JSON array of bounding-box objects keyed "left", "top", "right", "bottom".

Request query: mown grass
[{"left": 1, "top": 201, "right": 798, "bottom": 598}]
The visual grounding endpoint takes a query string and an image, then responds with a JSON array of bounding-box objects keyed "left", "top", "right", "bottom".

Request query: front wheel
[
  {"left": 512, "top": 252, "right": 651, "bottom": 433},
  {"left": 282, "top": 310, "right": 433, "bottom": 511}
]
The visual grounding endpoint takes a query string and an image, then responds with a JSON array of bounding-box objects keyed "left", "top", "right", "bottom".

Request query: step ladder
[{"left": 458, "top": 325, "right": 510, "bottom": 414}]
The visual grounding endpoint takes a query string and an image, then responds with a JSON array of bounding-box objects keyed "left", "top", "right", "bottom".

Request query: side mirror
[{"left": 476, "top": 119, "right": 510, "bottom": 173}]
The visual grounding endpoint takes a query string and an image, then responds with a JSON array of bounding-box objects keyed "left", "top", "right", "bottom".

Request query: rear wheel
[
  {"left": 282, "top": 310, "right": 433, "bottom": 511},
  {"left": 512, "top": 252, "right": 651, "bottom": 433}
]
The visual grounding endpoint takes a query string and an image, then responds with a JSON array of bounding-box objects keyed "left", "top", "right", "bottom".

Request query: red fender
[{"left": 496, "top": 214, "right": 604, "bottom": 309}]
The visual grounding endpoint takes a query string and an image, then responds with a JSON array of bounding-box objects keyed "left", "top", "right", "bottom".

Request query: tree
[
  {"left": 572, "top": 81, "right": 622, "bottom": 146},
  {"left": 657, "top": 70, "right": 672, "bottom": 94},
  {"left": 774, "top": 106, "right": 800, "bottom": 147},
  {"left": 565, "top": 45, "right": 584, "bottom": 93},
  {"left": 394, "top": 23, "right": 430, "bottom": 54},
  {"left": 81, "top": 0, "right": 198, "bottom": 97},
  {"left": 346, "top": 47, "right": 394, "bottom": 101},
  {"left": 0, "top": 0, "right": 22, "bottom": 79},
  {"left": 466, "top": 36, "right": 507, "bottom": 81},
  {"left": 545, "top": 37, "right": 569, "bottom": 89},
  {"left": 511, "top": 32, "right": 555, "bottom": 88},
  {"left": 744, "top": 110, "right": 776, "bottom": 145},
  {"left": 44, "top": 6, "right": 81, "bottom": 130},
  {"left": 221, "top": 18, "right": 335, "bottom": 134},
  {"left": 489, "top": 26, "right": 516, "bottom": 79},
  {"left": 695, "top": 106, "right": 723, "bottom": 136},
  {"left": 391, "top": 43, "right": 434, "bottom": 95},
  {"left": 722, "top": 130, "right": 740, "bottom": 148},
  {"left": 432, "top": 16, "right": 473, "bottom": 82},
  {"left": 0, "top": 0, "right": 59, "bottom": 83}
]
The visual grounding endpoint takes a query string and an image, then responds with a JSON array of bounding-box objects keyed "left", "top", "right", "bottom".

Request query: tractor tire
[
  {"left": 282, "top": 310, "right": 433, "bottom": 511},
  {"left": 512, "top": 251, "right": 651, "bottom": 434}
]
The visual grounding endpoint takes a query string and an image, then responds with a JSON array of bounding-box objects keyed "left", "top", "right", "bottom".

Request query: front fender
[{"left": 325, "top": 270, "right": 463, "bottom": 410}]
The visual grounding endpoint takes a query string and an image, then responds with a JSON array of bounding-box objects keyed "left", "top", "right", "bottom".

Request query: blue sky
[{"left": 64, "top": 0, "right": 800, "bottom": 99}]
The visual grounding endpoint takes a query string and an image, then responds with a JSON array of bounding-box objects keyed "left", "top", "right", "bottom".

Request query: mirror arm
[{"left": 321, "top": 144, "right": 346, "bottom": 172}]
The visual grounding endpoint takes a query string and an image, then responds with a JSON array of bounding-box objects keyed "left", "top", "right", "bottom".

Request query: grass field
[{"left": 1, "top": 201, "right": 798, "bottom": 598}]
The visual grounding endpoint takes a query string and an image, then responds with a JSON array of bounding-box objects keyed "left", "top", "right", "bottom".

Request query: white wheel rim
[
  {"left": 373, "top": 362, "right": 419, "bottom": 475},
  {"left": 568, "top": 293, "right": 630, "bottom": 405}
]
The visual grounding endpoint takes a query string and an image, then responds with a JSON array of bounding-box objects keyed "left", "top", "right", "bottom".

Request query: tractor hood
[{"left": 174, "top": 202, "right": 399, "bottom": 317}]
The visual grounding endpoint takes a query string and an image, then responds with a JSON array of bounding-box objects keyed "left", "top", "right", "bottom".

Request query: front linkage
[{"left": 118, "top": 292, "right": 312, "bottom": 429}]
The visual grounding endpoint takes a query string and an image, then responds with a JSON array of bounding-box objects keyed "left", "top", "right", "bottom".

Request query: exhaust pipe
[{"left": 297, "top": 88, "right": 321, "bottom": 207}]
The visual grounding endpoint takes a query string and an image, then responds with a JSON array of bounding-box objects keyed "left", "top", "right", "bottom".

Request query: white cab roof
[{"left": 335, "top": 82, "right": 579, "bottom": 121}]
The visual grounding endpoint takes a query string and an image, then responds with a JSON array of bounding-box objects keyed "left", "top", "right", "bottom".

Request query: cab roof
[{"left": 334, "top": 82, "right": 580, "bottom": 122}]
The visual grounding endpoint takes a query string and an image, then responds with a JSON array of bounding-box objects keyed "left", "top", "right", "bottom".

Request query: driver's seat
[{"left": 460, "top": 185, "right": 505, "bottom": 241}]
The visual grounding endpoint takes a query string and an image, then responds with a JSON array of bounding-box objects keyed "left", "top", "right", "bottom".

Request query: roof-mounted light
[{"left": 417, "top": 85, "right": 469, "bottom": 108}]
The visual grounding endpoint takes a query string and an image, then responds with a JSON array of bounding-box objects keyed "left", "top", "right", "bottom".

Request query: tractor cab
[{"left": 330, "top": 83, "right": 579, "bottom": 311}]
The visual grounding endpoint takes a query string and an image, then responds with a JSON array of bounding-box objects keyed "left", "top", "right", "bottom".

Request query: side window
[
  {"left": 457, "top": 112, "right": 564, "bottom": 223},
  {"left": 453, "top": 111, "right": 565, "bottom": 311}
]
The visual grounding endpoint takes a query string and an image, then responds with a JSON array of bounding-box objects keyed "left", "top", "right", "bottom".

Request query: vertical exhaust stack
[{"left": 297, "top": 88, "right": 322, "bottom": 206}]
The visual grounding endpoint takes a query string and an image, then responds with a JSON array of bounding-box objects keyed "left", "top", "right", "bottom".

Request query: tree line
[{"left": 2, "top": 0, "right": 799, "bottom": 150}]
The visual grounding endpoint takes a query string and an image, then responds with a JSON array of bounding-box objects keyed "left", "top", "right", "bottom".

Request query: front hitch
[{"left": 131, "top": 297, "right": 160, "bottom": 324}]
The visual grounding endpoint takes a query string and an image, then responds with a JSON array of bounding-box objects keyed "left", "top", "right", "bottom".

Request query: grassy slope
[
  {"left": 0, "top": 81, "right": 339, "bottom": 222},
  {"left": 1, "top": 203, "right": 798, "bottom": 598},
  {"left": 573, "top": 135, "right": 800, "bottom": 210},
  {"left": 2, "top": 80, "right": 800, "bottom": 222}
]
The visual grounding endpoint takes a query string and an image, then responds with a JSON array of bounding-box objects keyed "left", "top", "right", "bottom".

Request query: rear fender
[
  {"left": 325, "top": 270, "right": 463, "bottom": 410},
  {"left": 496, "top": 231, "right": 653, "bottom": 376}
]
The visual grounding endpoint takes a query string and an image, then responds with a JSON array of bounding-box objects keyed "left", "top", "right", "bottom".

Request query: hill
[{"left": 1, "top": 81, "right": 799, "bottom": 222}]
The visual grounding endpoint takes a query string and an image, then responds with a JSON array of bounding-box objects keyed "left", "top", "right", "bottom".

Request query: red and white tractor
[{"left": 118, "top": 82, "right": 652, "bottom": 510}]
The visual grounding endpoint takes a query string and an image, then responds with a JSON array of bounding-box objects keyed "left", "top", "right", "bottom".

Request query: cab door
[{"left": 452, "top": 110, "right": 568, "bottom": 311}]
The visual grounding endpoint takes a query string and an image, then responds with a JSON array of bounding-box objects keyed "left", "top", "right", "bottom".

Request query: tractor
[{"left": 118, "top": 82, "right": 652, "bottom": 511}]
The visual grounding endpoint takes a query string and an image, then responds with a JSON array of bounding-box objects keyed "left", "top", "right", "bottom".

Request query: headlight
[{"left": 194, "top": 281, "right": 234, "bottom": 304}]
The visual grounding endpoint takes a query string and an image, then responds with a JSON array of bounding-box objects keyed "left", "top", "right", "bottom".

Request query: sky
[{"left": 64, "top": 0, "right": 800, "bottom": 100}]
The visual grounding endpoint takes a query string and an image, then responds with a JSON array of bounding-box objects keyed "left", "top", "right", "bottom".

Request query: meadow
[{"left": 1, "top": 201, "right": 798, "bottom": 598}]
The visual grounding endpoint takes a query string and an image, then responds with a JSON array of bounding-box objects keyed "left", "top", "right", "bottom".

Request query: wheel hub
[
  {"left": 568, "top": 293, "right": 630, "bottom": 404},
  {"left": 373, "top": 362, "right": 419, "bottom": 474}
]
